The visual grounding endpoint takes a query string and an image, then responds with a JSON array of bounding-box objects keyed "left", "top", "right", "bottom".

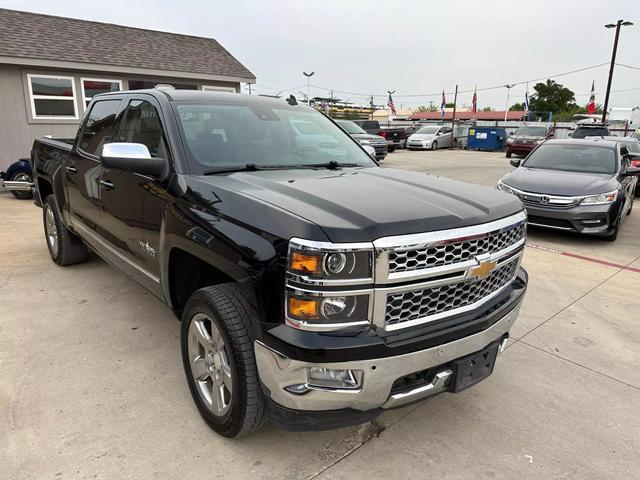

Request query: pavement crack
[
  {"left": 518, "top": 340, "right": 640, "bottom": 392},
  {"left": 508, "top": 253, "right": 640, "bottom": 350}
]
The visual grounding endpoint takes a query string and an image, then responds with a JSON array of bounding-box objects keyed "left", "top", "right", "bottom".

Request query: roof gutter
[{"left": 0, "top": 56, "right": 256, "bottom": 84}]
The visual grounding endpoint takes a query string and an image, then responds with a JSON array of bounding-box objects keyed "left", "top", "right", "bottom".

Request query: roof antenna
[{"left": 287, "top": 94, "right": 298, "bottom": 106}]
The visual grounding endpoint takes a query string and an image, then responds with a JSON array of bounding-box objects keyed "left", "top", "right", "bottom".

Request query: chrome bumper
[{"left": 255, "top": 301, "right": 521, "bottom": 412}]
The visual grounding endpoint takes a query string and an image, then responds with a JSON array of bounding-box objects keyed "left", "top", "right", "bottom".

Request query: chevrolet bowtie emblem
[{"left": 469, "top": 259, "right": 497, "bottom": 280}]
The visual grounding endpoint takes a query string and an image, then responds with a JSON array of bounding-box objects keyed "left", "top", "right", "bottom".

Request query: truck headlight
[
  {"left": 580, "top": 190, "right": 618, "bottom": 205},
  {"left": 506, "top": 137, "right": 514, "bottom": 144},
  {"left": 285, "top": 292, "right": 370, "bottom": 330},
  {"left": 287, "top": 239, "right": 373, "bottom": 281}
]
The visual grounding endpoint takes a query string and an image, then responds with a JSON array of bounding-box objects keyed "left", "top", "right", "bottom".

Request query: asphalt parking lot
[{"left": 2, "top": 148, "right": 639, "bottom": 480}]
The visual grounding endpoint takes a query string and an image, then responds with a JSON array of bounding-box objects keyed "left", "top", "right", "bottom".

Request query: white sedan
[{"left": 406, "top": 125, "right": 453, "bottom": 150}]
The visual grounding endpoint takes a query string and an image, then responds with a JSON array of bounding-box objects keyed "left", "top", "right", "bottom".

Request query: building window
[
  {"left": 81, "top": 78, "right": 122, "bottom": 107},
  {"left": 27, "top": 74, "right": 78, "bottom": 120},
  {"left": 202, "top": 85, "right": 236, "bottom": 92},
  {"left": 129, "top": 80, "right": 197, "bottom": 90}
]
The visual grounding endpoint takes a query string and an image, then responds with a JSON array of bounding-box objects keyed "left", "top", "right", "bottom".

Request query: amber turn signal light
[
  {"left": 288, "top": 297, "right": 319, "bottom": 320},
  {"left": 290, "top": 251, "right": 321, "bottom": 275}
]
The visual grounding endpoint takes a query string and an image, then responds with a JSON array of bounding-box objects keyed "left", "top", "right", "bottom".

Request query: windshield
[
  {"left": 619, "top": 140, "right": 640, "bottom": 153},
  {"left": 337, "top": 120, "right": 367, "bottom": 135},
  {"left": 416, "top": 127, "right": 438, "bottom": 135},
  {"left": 523, "top": 144, "right": 617, "bottom": 174},
  {"left": 573, "top": 127, "right": 609, "bottom": 139},
  {"left": 515, "top": 126, "right": 547, "bottom": 137},
  {"left": 175, "top": 102, "right": 376, "bottom": 172}
]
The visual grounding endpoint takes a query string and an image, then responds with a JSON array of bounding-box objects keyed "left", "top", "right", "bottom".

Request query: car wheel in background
[
  {"left": 9, "top": 170, "right": 33, "bottom": 200},
  {"left": 431, "top": 141, "right": 438, "bottom": 150},
  {"left": 506, "top": 151, "right": 512, "bottom": 158},
  {"left": 181, "top": 284, "right": 266, "bottom": 438},
  {"left": 43, "top": 195, "right": 87, "bottom": 265},
  {"left": 388, "top": 146, "right": 396, "bottom": 152}
]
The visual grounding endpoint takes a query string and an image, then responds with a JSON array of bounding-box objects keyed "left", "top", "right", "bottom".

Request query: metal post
[
  {"left": 303, "top": 71, "right": 315, "bottom": 106},
  {"left": 503, "top": 84, "right": 515, "bottom": 123},
  {"left": 602, "top": 21, "right": 622, "bottom": 123},
  {"left": 450, "top": 85, "right": 458, "bottom": 149}
]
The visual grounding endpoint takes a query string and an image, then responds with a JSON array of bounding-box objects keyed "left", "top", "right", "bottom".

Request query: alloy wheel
[
  {"left": 187, "top": 313, "right": 233, "bottom": 416},
  {"left": 44, "top": 204, "right": 59, "bottom": 256}
]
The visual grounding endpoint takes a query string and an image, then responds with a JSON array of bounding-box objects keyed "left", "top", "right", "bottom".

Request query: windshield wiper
[
  {"left": 301, "top": 161, "right": 361, "bottom": 170},
  {"left": 203, "top": 164, "right": 317, "bottom": 175}
]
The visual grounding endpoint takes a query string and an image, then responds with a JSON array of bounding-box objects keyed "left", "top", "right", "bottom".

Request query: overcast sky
[{"left": 2, "top": 0, "right": 639, "bottom": 110}]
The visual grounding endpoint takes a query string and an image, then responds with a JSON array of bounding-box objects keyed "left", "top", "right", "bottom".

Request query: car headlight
[
  {"left": 580, "top": 190, "right": 618, "bottom": 205},
  {"left": 506, "top": 137, "right": 515, "bottom": 144},
  {"left": 285, "top": 291, "right": 370, "bottom": 330},
  {"left": 358, "top": 139, "right": 372, "bottom": 145},
  {"left": 497, "top": 180, "right": 516, "bottom": 195},
  {"left": 287, "top": 240, "right": 372, "bottom": 281}
]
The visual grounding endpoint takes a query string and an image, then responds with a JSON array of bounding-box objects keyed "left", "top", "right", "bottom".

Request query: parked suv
[
  {"left": 505, "top": 125, "right": 552, "bottom": 158},
  {"left": 335, "top": 119, "right": 388, "bottom": 161},
  {"left": 32, "top": 90, "right": 528, "bottom": 437}
]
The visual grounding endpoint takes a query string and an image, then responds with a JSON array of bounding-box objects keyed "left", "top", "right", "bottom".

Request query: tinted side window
[
  {"left": 78, "top": 100, "right": 121, "bottom": 155},
  {"left": 118, "top": 100, "right": 166, "bottom": 157}
]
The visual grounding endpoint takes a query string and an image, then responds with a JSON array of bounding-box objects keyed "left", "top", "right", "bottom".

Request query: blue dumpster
[{"left": 467, "top": 127, "right": 506, "bottom": 151}]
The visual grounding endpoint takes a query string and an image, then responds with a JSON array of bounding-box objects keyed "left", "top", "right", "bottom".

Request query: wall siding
[{"left": 0, "top": 63, "right": 240, "bottom": 170}]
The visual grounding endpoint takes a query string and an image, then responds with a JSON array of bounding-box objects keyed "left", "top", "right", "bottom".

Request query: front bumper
[
  {"left": 506, "top": 143, "right": 536, "bottom": 154},
  {"left": 525, "top": 202, "right": 619, "bottom": 235},
  {"left": 256, "top": 299, "right": 521, "bottom": 414},
  {"left": 407, "top": 141, "right": 431, "bottom": 149}
]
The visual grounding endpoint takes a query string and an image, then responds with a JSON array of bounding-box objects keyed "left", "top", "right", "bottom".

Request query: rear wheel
[
  {"left": 9, "top": 170, "right": 33, "bottom": 200},
  {"left": 43, "top": 195, "right": 87, "bottom": 265},
  {"left": 181, "top": 284, "right": 266, "bottom": 438}
]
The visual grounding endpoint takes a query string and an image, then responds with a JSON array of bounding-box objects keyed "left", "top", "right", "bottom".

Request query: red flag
[
  {"left": 587, "top": 81, "right": 595, "bottom": 114},
  {"left": 472, "top": 87, "right": 477, "bottom": 113}
]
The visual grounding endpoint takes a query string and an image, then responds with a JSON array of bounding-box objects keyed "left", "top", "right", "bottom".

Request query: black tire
[
  {"left": 181, "top": 284, "right": 266, "bottom": 438},
  {"left": 506, "top": 151, "right": 512, "bottom": 158},
  {"left": 388, "top": 146, "right": 396, "bottom": 153},
  {"left": 9, "top": 170, "right": 33, "bottom": 200},
  {"left": 431, "top": 141, "right": 438, "bottom": 150},
  {"left": 627, "top": 197, "right": 633, "bottom": 215},
  {"left": 43, "top": 195, "right": 87, "bottom": 265}
]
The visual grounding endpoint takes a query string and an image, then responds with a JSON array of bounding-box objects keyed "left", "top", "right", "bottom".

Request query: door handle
[
  {"left": 65, "top": 166, "right": 77, "bottom": 174},
  {"left": 99, "top": 179, "right": 115, "bottom": 190}
]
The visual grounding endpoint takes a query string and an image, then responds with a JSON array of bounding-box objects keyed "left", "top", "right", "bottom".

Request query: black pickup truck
[
  {"left": 32, "top": 89, "right": 528, "bottom": 438},
  {"left": 352, "top": 120, "right": 407, "bottom": 151}
]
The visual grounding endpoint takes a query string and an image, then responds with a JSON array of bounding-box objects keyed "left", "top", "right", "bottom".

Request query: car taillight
[
  {"left": 378, "top": 131, "right": 387, "bottom": 138},
  {"left": 632, "top": 159, "right": 640, "bottom": 168}
]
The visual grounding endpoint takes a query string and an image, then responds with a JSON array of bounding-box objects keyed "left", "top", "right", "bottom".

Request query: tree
[
  {"left": 529, "top": 80, "right": 578, "bottom": 115},
  {"left": 482, "top": 106, "right": 493, "bottom": 112},
  {"left": 445, "top": 102, "right": 456, "bottom": 108},
  {"left": 509, "top": 102, "right": 526, "bottom": 111},
  {"left": 414, "top": 105, "right": 438, "bottom": 113}
]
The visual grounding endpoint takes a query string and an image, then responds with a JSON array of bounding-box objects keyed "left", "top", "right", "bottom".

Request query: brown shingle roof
[{"left": 0, "top": 8, "right": 255, "bottom": 81}]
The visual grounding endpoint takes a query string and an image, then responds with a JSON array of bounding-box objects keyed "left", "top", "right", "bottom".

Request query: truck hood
[
  {"left": 350, "top": 133, "right": 386, "bottom": 142},
  {"left": 501, "top": 167, "right": 618, "bottom": 196},
  {"left": 197, "top": 167, "right": 523, "bottom": 242}
]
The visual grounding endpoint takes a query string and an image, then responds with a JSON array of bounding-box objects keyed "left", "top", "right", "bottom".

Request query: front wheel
[
  {"left": 181, "top": 284, "right": 266, "bottom": 438},
  {"left": 506, "top": 151, "right": 512, "bottom": 158},
  {"left": 9, "top": 170, "right": 33, "bottom": 200},
  {"left": 431, "top": 141, "right": 438, "bottom": 150}
]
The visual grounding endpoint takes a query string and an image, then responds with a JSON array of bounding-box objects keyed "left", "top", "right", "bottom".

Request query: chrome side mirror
[{"left": 100, "top": 143, "right": 166, "bottom": 178}]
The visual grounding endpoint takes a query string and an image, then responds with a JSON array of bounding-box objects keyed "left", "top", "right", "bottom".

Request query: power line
[
  {"left": 308, "top": 62, "right": 610, "bottom": 99},
  {"left": 615, "top": 63, "right": 640, "bottom": 71}
]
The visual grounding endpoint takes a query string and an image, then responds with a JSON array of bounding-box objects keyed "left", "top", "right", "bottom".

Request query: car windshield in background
[
  {"left": 523, "top": 144, "right": 617, "bottom": 175},
  {"left": 515, "top": 126, "right": 547, "bottom": 137},
  {"left": 337, "top": 120, "right": 367, "bottom": 135},
  {"left": 620, "top": 140, "right": 640, "bottom": 153},
  {"left": 573, "top": 127, "right": 609, "bottom": 138},
  {"left": 175, "top": 103, "right": 375, "bottom": 172},
  {"left": 416, "top": 127, "right": 438, "bottom": 134}
]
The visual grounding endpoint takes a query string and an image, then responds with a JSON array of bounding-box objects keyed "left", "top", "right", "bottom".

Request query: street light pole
[
  {"left": 450, "top": 84, "right": 458, "bottom": 149},
  {"left": 504, "top": 84, "right": 515, "bottom": 122},
  {"left": 602, "top": 20, "right": 633, "bottom": 123},
  {"left": 303, "top": 71, "right": 315, "bottom": 106}
]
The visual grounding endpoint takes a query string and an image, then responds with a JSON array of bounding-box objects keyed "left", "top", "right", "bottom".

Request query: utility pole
[
  {"left": 450, "top": 84, "right": 458, "bottom": 149},
  {"left": 303, "top": 71, "right": 315, "bottom": 107},
  {"left": 369, "top": 95, "right": 375, "bottom": 120},
  {"left": 602, "top": 19, "right": 633, "bottom": 123},
  {"left": 503, "top": 84, "right": 515, "bottom": 122},
  {"left": 248, "top": 84, "right": 252, "bottom": 95}
]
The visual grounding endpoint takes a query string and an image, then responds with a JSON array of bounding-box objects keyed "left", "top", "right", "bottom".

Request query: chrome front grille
[
  {"left": 388, "top": 222, "right": 525, "bottom": 274},
  {"left": 385, "top": 258, "right": 519, "bottom": 327}
]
